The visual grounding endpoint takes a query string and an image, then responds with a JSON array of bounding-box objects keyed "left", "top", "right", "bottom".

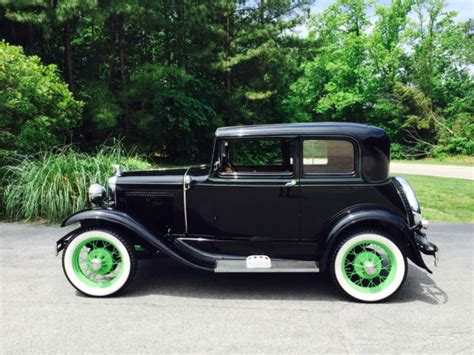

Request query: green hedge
[{"left": 1, "top": 145, "right": 151, "bottom": 223}]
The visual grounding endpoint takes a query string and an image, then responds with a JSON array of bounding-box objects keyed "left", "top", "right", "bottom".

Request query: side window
[
  {"left": 220, "top": 138, "right": 294, "bottom": 175},
  {"left": 303, "top": 139, "right": 354, "bottom": 174}
]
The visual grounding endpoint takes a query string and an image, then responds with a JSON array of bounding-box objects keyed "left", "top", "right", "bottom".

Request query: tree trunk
[
  {"left": 225, "top": 13, "right": 232, "bottom": 94},
  {"left": 9, "top": 22, "right": 16, "bottom": 42},
  {"left": 63, "top": 21, "right": 75, "bottom": 92},
  {"left": 176, "top": 0, "right": 185, "bottom": 67},
  {"left": 108, "top": 17, "right": 116, "bottom": 84},
  {"left": 26, "top": 23, "right": 34, "bottom": 54},
  {"left": 143, "top": 8, "right": 149, "bottom": 62},
  {"left": 259, "top": 0, "right": 264, "bottom": 25},
  {"left": 119, "top": 15, "right": 126, "bottom": 87},
  {"left": 164, "top": 1, "right": 171, "bottom": 64}
]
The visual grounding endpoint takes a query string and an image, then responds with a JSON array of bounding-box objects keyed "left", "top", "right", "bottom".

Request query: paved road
[
  {"left": 391, "top": 163, "right": 474, "bottom": 180},
  {"left": 0, "top": 222, "right": 473, "bottom": 354}
]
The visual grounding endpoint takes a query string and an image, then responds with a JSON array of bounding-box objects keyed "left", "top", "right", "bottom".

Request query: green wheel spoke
[
  {"left": 341, "top": 238, "right": 398, "bottom": 294},
  {"left": 72, "top": 236, "right": 125, "bottom": 288}
]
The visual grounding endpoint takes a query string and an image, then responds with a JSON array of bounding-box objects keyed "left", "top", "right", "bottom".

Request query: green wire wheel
[
  {"left": 331, "top": 231, "right": 407, "bottom": 302},
  {"left": 62, "top": 229, "right": 137, "bottom": 297}
]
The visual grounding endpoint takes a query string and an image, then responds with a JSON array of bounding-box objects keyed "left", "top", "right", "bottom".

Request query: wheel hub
[
  {"left": 353, "top": 251, "right": 382, "bottom": 279},
  {"left": 87, "top": 248, "right": 114, "bottom": 275},
  {"left": 364, "top": 262, "right": 377, "bottom": 275},
  {"left": 90, "top": 258, "right": 102, "bottom": 271}
]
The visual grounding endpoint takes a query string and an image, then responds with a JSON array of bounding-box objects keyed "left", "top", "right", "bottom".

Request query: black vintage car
[{"left": 57, "top": 122, "right": 438, "bottom": 301}]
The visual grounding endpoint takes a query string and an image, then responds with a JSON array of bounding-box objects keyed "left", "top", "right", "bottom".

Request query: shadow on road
[
  {"left": 112, "top": 258, "right": 448, "bottom": 304},
  {"left": 395, "top": 265, "right": 448, "bottom": 305}
]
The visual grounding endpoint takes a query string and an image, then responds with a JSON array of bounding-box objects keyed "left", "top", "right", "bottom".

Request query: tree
[
  {"left": 125, "top": 64, "right": 221, "bottom": 160},
  {"left": 212, "top": 0, "right": 312, "bottom": 126},
  {"left": 285, "top": 0, "right": 374, "bottom": 123},
  {"left": 0, "top": 0, "right": 98, "bottom": 92},
  {"left": 285, "top": 0, "right": 473, "bottom": 157},
  {"left": 0, "top": 0, "right": 471, "bottom": 160},
  {"left": 0, "top": 41, "right": 83, "bottom": 153},
  {"left": 403, "top": 0, "right": 474, "bottom": 156}
]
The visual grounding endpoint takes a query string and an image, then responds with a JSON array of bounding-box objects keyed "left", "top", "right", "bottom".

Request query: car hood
[{"left": 118, "top": 166, "right": 209, "bottom": 186}]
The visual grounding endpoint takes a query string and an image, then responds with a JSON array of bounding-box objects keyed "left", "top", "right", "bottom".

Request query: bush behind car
[{"left": 1, "top": 144, "right": 150, "bottom": 223}]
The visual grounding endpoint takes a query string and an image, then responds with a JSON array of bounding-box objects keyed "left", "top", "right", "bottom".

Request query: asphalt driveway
[
  {"left": 391, "top": 163, "right": 474, "bottom": 180},
  {"left": 0, "top": 222, "right": 473, "bottom": 353}
]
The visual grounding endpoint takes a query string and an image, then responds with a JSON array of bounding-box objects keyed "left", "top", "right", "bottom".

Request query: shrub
[
  {"left": 390, "top": 143, "right": 408, "bottom": 160},
  {"left": 2, "top": 144, "right": 151, "bottom": 223},
  {"left": 432, "top": 117, "right": 474, "bottom": 157},
  {"left": 0, "top": 41, "right": 83, "bottom": 154}
]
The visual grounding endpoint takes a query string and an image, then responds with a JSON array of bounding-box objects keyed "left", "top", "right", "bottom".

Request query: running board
[{"left": 215, "top": 257, "right": 320, "bottom": 273}]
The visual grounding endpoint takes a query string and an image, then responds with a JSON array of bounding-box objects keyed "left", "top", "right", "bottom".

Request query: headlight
[
  {"left": 394, "top": 176, "right": 420, "bottom": 213},
  {"left": 88, "top": 183, "right": 106, "bottom": 206}
]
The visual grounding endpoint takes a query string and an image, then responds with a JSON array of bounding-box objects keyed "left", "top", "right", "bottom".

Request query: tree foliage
[
  {"left": 1, "top": 0, "right": 312, "bottom": 160},
  {"left": 126, "top": 64, "right": 222, "bottom": 158},
  {"left": 0, "top": 0, "right": 472, "bottom": 160},
  {"left": 285, "top": 0, "right": 473, "bottom": 157}
]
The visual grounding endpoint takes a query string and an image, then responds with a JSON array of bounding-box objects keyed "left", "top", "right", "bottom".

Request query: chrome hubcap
[
  {"left": 90, "top": 258, "right": 102, "bottom": 271},
  {"left": 364, "top": 262, "right": 377, "bottom": 275}
]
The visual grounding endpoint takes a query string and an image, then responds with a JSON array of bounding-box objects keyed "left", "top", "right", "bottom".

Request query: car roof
[
  {"left": 215, "top": 122, "right": 384, "bottom": 139},
  {"left": 215, "top": 122, "right": 391, "bottom": 183}
]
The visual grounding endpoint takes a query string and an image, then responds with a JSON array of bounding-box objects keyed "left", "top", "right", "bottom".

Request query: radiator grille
[{"left": 122, "top": 190, "right": 176, "bottom": 232}]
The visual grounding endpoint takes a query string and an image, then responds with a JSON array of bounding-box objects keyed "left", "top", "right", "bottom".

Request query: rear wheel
[
  {"left": 330, "top": 231, "right": 407, "bottom": 302},
  {"left": 62, "top": 229, "right": 137, "bottom": 297}
]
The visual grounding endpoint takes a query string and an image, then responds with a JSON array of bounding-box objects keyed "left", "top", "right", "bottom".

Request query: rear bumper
[
  {"left": 413, "top": 230, "right": 439, "bottom": 270},
  {"left": 414, "top": 231, "right": 438, "bottom": 256}
]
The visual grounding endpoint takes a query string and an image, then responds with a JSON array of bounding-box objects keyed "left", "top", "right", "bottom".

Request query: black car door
[{"left": 210, "top": 137, "right": 300, "bottom": 242}]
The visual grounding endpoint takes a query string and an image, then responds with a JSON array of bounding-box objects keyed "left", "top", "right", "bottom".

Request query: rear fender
[
  {"left": 58, "top": 208, "right": 213, "bottom": 271},
  {"left": 319, "top": 208, "right": 431, "bottom": 273}
]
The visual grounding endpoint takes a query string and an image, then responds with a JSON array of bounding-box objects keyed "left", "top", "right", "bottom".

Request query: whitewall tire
[
  {"left": 62, "top": 229, "right": 137, "bottom": 297},
  {"left": 331, "top": 231, "right": 407, "bottom": 302}
]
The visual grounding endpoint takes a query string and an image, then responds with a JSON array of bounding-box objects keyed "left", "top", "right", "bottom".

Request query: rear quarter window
[{"left": 303, "top": 139, "right": 355, "bottom": 174}]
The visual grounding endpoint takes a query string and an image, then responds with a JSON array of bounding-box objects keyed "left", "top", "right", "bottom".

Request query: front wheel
[
  {"left": 62, "top": 229, "right": 137, "bottom": 297},
  {"left": 330, "top": 231, "right": 407, "bottom": 302}
]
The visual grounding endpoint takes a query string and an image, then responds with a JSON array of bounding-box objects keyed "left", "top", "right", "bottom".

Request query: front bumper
[{"left": 56, "top": 229, "right": 79, "bottom": 256}]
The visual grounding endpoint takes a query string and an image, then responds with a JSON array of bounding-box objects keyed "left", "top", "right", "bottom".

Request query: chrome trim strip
[{"left": 183, "top": 167, "right": 191, "bottom": 234}]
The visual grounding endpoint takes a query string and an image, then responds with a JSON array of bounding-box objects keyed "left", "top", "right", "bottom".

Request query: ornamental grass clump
[{"left": 2, "top": 145, "right": 151, "bottom": 223}]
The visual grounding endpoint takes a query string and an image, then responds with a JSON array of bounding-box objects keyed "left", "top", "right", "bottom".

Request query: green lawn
[{"left": 399, "top": 174, "right": 473, "bottom": 223}]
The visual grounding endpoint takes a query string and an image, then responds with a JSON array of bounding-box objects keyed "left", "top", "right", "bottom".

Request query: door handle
[{"left": 285, "top": 179, "right": 297, "bottom": 187}]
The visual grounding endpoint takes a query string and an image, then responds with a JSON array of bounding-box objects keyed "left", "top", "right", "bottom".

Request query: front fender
[
  {"left": 59, "top": 208, "right": 213, "bottom": 271},
  {"left": 319, "top": 208, "right": 431, "bottom": 273}
]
